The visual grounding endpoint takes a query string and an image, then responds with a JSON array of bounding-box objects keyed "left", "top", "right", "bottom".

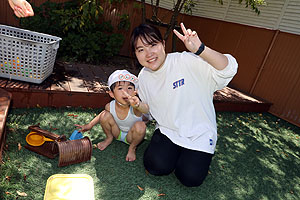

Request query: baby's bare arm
[{"left": 75, "top": 103, "right": 109, "bottom": 132}]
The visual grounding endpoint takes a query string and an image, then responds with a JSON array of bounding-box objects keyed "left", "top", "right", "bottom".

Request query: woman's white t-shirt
[{"left": 138, "top": 52, "right": 238, "bottom": 154}]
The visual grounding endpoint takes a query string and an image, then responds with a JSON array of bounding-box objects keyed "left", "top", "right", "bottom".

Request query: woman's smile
[{"left": 135, "top": 37, "right": 166, "bottom": 71}]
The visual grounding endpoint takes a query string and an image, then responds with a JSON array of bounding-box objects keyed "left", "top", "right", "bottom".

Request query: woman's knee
[
  {"left": 143, "top": 149, "right": 175, "bottom": 176},
  {"left": 143, "top": 129, "right": 180, "bottom": 176},
  {"left": 174, "top": 151, "right": 212, "bottom": 187},
  {"left": 175, "top": 168, "right": 208, "bottom": 187}
]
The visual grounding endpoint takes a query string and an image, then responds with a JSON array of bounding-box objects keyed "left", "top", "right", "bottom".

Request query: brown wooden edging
[
  {"left": 0, "top": 62, "right": 112, "bottom": 108},
  {"left": 4, "top": 86, "right": 272, "bottom": 112},
  {"left": 0, "top": 88, "right": 12, "bottom": 162},
  {"left": 0, "top": 62, "right": 271, "bottom": 111},
  {"left": 7, "top": 89, "right": 111, "bottom": 109},
  {"left": 214, "top": 101, "right": 272, "bottom": 112},
  {"left": 213, "top": 87, "right": 272, "bottom": 112}
]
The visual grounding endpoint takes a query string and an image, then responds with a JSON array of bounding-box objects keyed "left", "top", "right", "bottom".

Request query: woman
[{"left": 130, "top": 23, "right": 238, "bottom": 187}]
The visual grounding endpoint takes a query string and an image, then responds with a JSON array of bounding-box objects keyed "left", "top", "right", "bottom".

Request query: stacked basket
[{"left": 0, "top": 25, "right": 61, "bottom": 84}]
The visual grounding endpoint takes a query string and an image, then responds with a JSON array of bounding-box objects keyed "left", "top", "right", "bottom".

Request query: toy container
[
  {"left": 0, "top": 25, "right": 62, "bottom": 84},
  {"left": 44, "top": 174, "right": 94, "bottom": 200},
  {"left": 57, "top": 137, "right": 92, "bottom": 167}
]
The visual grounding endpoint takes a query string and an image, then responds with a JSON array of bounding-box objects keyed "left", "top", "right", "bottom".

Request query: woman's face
[{"left": 135, "top": 37, "right": 166, "bottom": 71}]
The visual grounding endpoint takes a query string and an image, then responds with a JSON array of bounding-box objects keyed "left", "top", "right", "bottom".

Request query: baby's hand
[
  {"left": 122, "top": 90, "right": 140, "bottom": 108},
  {"left": 74, "top": 124, "right": 90, "bottom": 132}
]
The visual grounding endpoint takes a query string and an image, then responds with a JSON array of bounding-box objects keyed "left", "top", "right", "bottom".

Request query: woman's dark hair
[{"left": 130, "top": 24, "right": 163, "bottom": 69}]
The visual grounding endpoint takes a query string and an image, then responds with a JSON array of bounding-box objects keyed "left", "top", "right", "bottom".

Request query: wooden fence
[{"left": 1, "top": 0, "right": 299, "bottom": 127}]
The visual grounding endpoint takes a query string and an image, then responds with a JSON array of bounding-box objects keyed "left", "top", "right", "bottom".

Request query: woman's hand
[
  {"left": 174, "top": 22, "right": 229, "bottom": 70},
  {"left": 8, "top": 0, "right": 34, "bottom": 18},
  {"left": 173, "top": 23, "right": 201, "bottom": 54}
]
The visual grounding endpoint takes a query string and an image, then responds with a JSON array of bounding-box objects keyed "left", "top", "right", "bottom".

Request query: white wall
[{"left": 140, "top": 0, "right": 300, "bottom": 35}]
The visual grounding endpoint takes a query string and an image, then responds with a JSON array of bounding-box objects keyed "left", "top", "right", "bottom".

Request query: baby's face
[{"left": 113, "top": 81, "right": 135, "bottom": 105}]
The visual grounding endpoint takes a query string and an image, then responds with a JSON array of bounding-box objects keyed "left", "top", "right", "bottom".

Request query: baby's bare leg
[
  {"left": 98, "top": 110, "right": 120, "bottom": 150},
  {"left": 125, "top": 121, "right": 146, "bottom": 161}
]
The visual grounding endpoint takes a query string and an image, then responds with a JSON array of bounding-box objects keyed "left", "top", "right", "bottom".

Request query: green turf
[{"left": 0, "top": 107, "right": 299, "bottom": 200}]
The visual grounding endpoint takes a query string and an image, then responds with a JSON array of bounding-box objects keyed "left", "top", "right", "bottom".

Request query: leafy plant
[
  {"left": 20, "top": 0, "right": 127, "bottom": 63},
  {"left": 118, "top": 14, "right": 130, "bottom": 31}
]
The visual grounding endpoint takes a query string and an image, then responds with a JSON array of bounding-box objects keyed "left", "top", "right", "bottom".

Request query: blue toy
[{"left": 69, "top": 130, "right": 83, "bottom": 140}]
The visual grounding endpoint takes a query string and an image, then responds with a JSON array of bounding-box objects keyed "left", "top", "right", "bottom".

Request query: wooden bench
[{"left": 0, "top": 88, "right": 12, "bottom": 162}]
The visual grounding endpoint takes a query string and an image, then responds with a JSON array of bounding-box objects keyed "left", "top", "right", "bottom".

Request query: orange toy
[{"left": 26, "top": 131, "right": 54, "bottom": 146}]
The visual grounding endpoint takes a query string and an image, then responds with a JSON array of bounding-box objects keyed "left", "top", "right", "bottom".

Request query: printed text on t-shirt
[{"left": 173, "top": 78, "right": 184, "bottom": 89}]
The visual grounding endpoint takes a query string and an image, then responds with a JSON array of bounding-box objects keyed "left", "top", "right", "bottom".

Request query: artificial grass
[{"left": 0, "top": 107, "right": 299, "bottom": 200}]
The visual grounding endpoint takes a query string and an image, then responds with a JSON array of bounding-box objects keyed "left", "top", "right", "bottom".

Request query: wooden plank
[
  {"left": 50, "top": 80, "right": 70, "bottom": 92},
  {"left": 213, "top": 87, "right": 272, "bottom": 112},
  {"left": 9, "top": 91, "right": 29, "bottom": 108},
  {"left": 214, "top": 101, "right": 271, "bottom": 112},
  {"left": 27, "top": 92, "right": 50, "bottom": 108},
  {"left": 82, "top": 93, "right": 111, "bottom": 108},
  {"left": 50, "top": 93, "right": 73, "bottom": 108},
  {"left": 214, "top": 87, "right": 265, "bottom": 103},
  {"left": 49, "top": 62, "right": 71, "bottom": 92},
  {"left": 63, "top": 64, "right": 88, "bottom": 93},
  {"left": 29, "top": 82, "right": 52, "bottom": 92},
  {"left": 0, "top": 89, "right": 11, "bottom": 162},
  {"left": 50, "top": 81, "right": 70, "bottom": 92},
  {"left": 50, "top": 92, "right": 110, "bottom": 108},
  {"left": 54, "top": 92, "right": 111, "bottom": 108},
  {"left": 0, "top": 0, "right": 8, "bottom": 25},
  {"left": 101, "top": 64, "right": 117, "bottom": 80},
  {"left": 0, "top": 59, "right": 273, "bottom": 113},
  {"left": 28, "top": 75, "right": 52, "bottom": 92},
  {"left": 5, "top": 80, "right": 30, "bottom": 90},
  {"left": 89, "top": 65, "right": 109, "bottom": 91},
  {"left": 76, "top": 64, "right": 103, "bottom": 93},
  {"left": 0, "top": 89, "right": 11, "bottom": 133},
  {"left": 0, "top": 78, "right": 8, "bottom": 88}
]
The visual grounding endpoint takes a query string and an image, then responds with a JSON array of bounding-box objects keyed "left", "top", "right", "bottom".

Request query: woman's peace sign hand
[{"left": 173, "top": 23, "right": 202, "bottom": 54}]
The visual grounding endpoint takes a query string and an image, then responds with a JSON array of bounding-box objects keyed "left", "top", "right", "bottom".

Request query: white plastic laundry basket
[{"left": 0, "top": 25, "right": 62, "bottom": 84}]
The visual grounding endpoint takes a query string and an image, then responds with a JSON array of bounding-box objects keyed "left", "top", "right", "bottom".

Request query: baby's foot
[
  {"left": 97, "top": 138, "right": 112, "bottom": 150},
  {"left": 126, "top": 147, "right": 136, "bottom": 162}
]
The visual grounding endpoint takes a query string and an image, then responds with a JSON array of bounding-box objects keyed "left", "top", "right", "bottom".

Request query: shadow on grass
[{"left": 1, "top": 108, "right": 299, "bottom": 200}]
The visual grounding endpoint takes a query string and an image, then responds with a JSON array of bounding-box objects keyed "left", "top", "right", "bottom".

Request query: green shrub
[{"left": 20, "top": 0, "right": 127, "bottom": 63}]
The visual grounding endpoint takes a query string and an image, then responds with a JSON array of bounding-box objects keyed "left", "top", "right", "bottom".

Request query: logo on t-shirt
[{"left": 173, "top": 78, "right": 184, "bottom": 89}]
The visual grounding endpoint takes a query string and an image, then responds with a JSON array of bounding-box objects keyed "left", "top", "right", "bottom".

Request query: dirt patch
[{"left": 46, "top": 55, "right": 139, "bottom": 88}]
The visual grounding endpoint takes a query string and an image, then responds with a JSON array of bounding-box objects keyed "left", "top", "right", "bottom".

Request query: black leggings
[{"left": 143, "top": 129, "right": 213, "bottom": 187}]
